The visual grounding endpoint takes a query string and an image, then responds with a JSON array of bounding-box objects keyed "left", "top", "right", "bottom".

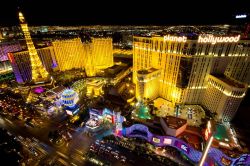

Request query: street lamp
[{"left": 199, "top": 135, "right": 214, "bottom": 166}]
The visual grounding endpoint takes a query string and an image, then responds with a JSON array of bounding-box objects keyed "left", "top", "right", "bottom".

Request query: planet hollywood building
[{"left": 133, "top": 34, "right": 250, "bottom": 122}]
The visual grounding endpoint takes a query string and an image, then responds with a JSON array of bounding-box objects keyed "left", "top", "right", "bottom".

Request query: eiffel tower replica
[{"left": 18, "top": 11, "right": 49, "bottom": 84}]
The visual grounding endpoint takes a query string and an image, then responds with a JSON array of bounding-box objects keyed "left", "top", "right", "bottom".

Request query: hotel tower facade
[{"left": 133, "top": 35, "right": 250, "bottom": 122}]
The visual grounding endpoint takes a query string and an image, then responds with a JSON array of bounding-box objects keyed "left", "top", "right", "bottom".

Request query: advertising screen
[
  {"left": 152, "top": 137, "right": 161, "bottom": 144},
  {"left": 163, "top": 138, "right": 172, "bottom": 145},
  {"left": 174, "top": 141, "right": 190, "bottom": 154}
]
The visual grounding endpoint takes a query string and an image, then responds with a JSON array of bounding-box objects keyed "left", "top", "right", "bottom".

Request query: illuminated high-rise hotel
[
  {"left": 18, "top": 12, "right": 49, "bottom": 83},
  {"left": 133, "top": 35, "right": 250, "bottom": 121},
  {"left": 85, "top": 38, "right": 113, "bottom": 76},
  {"left": 202, "top": 74, "right": 247, "bottom": 122},
  {"left": 49, "top": 38, "right": 113, "bottom": 76},
  {"left": 8, "top": 47, "right": 56, "bottom": 83},
  {"left": 52, "top": 38, "right": 87, "bottom": 71},
  {"left": 91, "top": 38, "right": 113, "bottom": 69}
]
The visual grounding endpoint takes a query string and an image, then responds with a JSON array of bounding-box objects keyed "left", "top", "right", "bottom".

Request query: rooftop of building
[
  {"left": 86, "top": 79, "right": 104, "bottom": 86},
  {"left": 137, "top": 68, "right": 158, "bottom": 75},
  {"left": 45, "top": 86, "right": 65, "bottom": 96},
  {"left": 211, "top": 74, "right": 246, "bottom": 88},
  {"left": 161, "top": 116, "right": 187, "bottom": 129},
  {"left": 101, "top": 63, "right": 129, "bottom": 77},
  {"left": 154, "top": 97, "right": 174, "bottom": 108}
]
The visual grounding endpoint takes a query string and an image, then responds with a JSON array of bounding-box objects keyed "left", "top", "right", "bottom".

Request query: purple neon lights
[
  {"left": 123, "top": 124, "right": 250, "bottom": 166},
  {"left": 0, "top": 43, "right": 22, "bottom": 62},
  {"left": 33, "top": 87, "right": 45, "bottom": 94}
]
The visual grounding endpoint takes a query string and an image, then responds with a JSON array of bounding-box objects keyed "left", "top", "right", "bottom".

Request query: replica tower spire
[{"left": 18, "top": 12, "right": 49, "bottom": 83}]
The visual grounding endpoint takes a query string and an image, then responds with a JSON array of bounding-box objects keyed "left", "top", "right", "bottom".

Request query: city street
[{"left": 0, "top": 112, "right": 93, "bottom": 165}]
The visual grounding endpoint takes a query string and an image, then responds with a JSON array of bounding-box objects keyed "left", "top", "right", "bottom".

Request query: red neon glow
[
  {"left": 7, "top": 53, "right": 14, "bottom": 63},
  {"left": 205, "top": 128, "right": 209, "bottom": 141},
  {"left": 112, "top": 115, "right": 115, "bottom": 124}
]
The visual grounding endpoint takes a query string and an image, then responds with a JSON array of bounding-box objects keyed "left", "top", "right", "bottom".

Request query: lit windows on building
[
  {"left": 8, "top": 47, "right": 56, "bottom": 83},
  {"left": 86, "top": 38, "right": 113, "bottom": 76},
  {"left": 52, "top": 37, "right": 113, "bottom": 76},
  {"left": 133, "top": 35, "right": 250, "bottom": 121},
  {"left": 136, "top": 68, "right": 161, "bottom": 101},
  {"left": 18, "top": 12, "right": 49, "bottom": 83},
  {"left": 91, "top": 38, "right": 113, "bottom": 69},
  {"left": 52, "top": 38, "right": 87, "bottom": 71},
  {"left": 202, "top": 74, "right": 247, "bottom": 122}
]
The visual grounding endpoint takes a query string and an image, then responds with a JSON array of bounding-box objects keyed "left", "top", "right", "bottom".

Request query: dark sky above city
[{"left": 0, "top": 0, "right": 249, "bottom": 26}]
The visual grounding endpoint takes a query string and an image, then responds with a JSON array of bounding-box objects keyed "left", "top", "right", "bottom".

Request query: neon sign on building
[
  {"left": 164, "top": 35, "right": 187, "bottom": 42},
  {"left": 235, "top": 14, "right": 247, "bottom": 19},
  {"left": 198, "top": 35, "right": 240, "bottom": 44}
]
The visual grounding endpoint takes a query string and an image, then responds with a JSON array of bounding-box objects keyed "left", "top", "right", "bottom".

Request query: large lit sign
[
  {"left": 181, "top": 144, "right": 188, "bottom": 152},
  {"left": 152, "top": 137, "right": 161, "bottom": 143},
  {"left": 163, "top": 138, "right": 172, "bottom": 145},
  {"left": 174, "top": 141, "right": 190, "bottom": 154},
  {"left": 164, "top": 35, "right": 187, "bottom": 42},
  {"left": 198, "top": 35, "right": 240, "bottom": 44},
  {"left": 234, "top": 154, "right": 249, "bottom": 165},
  {"left": 236, "top": 14, "right": 247, "bottom": 19},
  {"left": 238, "top": 155, "right": 248, "bottom": 162}
]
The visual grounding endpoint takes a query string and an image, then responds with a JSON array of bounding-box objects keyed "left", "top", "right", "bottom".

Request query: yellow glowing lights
[
  {"left": 19, "top": 11, "right": 49, "bottom": 82},
  {"left": 18, "top": 12, "right": 23, "bottom": 17},
  {"left": 163, "top": 35, "right": 187, "bottom": 42},
  {"left": 207, "top": 121, "right": 211, "bottom": 133},
  {"left": 219, "top": 142, "right": 230, "bottom": 147},
  {"left": 208, "top": 81, "right": 245, "bottom": 98},
  {"left": 198, "top": 35, "right": 240, "bottom": 44},
  {"left": 18, "top": 12, "right": 25, "bottom": 23}
]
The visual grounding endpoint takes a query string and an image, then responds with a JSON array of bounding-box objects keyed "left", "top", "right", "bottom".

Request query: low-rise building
[
  {"left": 160, "top": 116, "right": 187, "bottom": 137},
  {"left": 86, "top": 79, "right": 104, "bottom": 97}
]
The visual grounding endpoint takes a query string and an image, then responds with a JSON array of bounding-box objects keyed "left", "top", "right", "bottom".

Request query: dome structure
[{"left": 61, "top": 88, "right": 79, "bottom": 108}]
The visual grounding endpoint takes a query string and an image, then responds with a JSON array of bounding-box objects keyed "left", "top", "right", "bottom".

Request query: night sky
[{"left": 0, "top": 0, "right": 249, "bottom": 26}]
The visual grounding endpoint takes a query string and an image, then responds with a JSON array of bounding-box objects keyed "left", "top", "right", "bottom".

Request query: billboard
[
  {"left": 174, "top": 141, "right": 190, "bottom": 154},
  {"left": 163, "top": 138, "right": 172, "bottom": 145},
  {"left": 152, "top": 137, "right": 161, "bottom": 144}
]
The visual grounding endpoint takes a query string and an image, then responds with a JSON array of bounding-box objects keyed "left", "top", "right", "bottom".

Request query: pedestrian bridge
[{"left": 122, "top": 124, "right": 250, "bottom": 166}]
